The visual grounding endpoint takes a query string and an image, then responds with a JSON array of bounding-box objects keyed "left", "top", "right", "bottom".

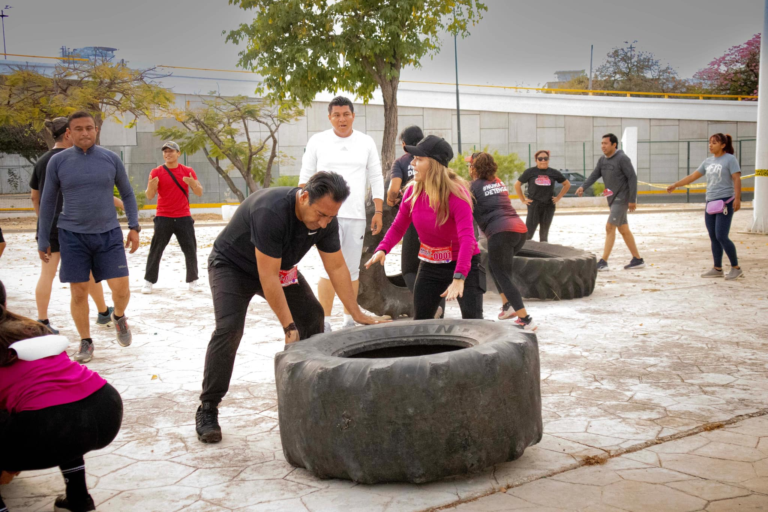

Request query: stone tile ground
[{"left": 0, "top": 209, "right": 766, "bottom": 511}]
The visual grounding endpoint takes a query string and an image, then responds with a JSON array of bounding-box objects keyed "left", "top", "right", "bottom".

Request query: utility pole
[
  {"left": 750, "top": 0, "right": 768, "bottom": 234},
  {"left": 453, "top": 6, "right": 462, "bottom": 154},
  {"left": 588, "top": 44, "right": 593, "bottom": 90},
  {"left": 0, "top": 5, "right": 11, "bottom": 60}
]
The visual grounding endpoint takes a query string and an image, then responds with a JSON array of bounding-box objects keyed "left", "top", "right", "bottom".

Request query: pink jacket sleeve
[
  {"left": 376, "top": 188, "right": 414, "bottom": 254},
  {"left": 450, "top": 192, "right": 477, "bottom": 277}
]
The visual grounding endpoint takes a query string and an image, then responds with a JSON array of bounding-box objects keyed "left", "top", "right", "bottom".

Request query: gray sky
[{"left": 8, "top": 0, "right": 764, "bottom": 89}]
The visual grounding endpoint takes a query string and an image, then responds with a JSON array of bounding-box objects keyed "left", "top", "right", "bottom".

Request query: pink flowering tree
[{"left": 694, "top": 34, "right": 760, "bottom": 97}]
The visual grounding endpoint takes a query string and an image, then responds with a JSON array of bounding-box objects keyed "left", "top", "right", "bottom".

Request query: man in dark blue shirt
[{"left": 38, "top": 111, "right": 141, "bottom": 362}]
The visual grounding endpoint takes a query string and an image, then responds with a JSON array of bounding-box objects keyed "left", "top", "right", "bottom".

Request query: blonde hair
[{"left": 405, "top": 157, "right": 473, "bottom": 226}]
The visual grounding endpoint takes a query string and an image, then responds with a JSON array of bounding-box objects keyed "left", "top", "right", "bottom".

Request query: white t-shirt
[{"left": 299, "top": 129, "right": 384, "bottom": 220}]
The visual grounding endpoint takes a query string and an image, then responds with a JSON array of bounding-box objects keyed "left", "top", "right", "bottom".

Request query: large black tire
[
  {"left": 275, "top": 320, "right": 542, "bottom": 484},
  {"left": 481, "top": 239, "right": 597, "bottom": 301},
  {"left": 357, "top": 194, "right": 413, "bottom": 318}
]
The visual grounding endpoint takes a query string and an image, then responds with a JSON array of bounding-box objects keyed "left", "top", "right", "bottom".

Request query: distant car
[{"left": 555, "top": 170, "right": 593, "bottom": 197}]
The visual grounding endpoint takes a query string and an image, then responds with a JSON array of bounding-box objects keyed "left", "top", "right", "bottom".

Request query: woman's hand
[
  {"left": 734, "top": 198, "right": 741, "bottom": 212},
  {"left": 523, "top": 197, "right": 533, "bottom": 206},
  {"left": 365, "top": 250, "right": 386, "bottom": 269},
  {"left": 666, "top": 184, "right": 677, "bottom": 193},
  {"left": 440, "top": 279, "right": 465, "bottom": 301},
  {"left": 285, "top": 329, "right": 300, "bottom": 344},
  {"left": 552, "top": 196, "right": 561, "bottom": 204}
]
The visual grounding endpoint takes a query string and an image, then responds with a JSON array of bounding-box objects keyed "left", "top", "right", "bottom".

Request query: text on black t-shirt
[{"left": 517, "top": 167, "right": 567, "bottom": 203}]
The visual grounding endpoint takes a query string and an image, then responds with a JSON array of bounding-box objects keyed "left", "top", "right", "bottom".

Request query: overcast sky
[{"left": 8, "top": 0, "right": 764, "bottom": 89}]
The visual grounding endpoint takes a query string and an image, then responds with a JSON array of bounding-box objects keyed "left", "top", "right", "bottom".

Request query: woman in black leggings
[
  {"left": 0, "top": 281, "right": 123, "bottom": 512},
  {"left": 469, "top": 153, "right": 538, "bottom": 331}
]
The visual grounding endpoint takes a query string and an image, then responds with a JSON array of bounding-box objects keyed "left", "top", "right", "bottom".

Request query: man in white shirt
[{"left": 299, "top": 96, "right": 385, "bottom": 330}]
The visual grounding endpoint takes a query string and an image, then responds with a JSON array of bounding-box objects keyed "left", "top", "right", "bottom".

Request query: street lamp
[
  {"left": 0, "top": 5, "right": 11, "bottom": 60},
  {"left": 453, "top": 6, "right": 462, "bottom": 154}
]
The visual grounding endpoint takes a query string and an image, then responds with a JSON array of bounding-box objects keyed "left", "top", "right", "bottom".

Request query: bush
[
  {"left": 273, "top": 175, "right": 300, "bottom": 187},
  {"left": 449, "top": 147, "right": 526, "bottom": 186}
]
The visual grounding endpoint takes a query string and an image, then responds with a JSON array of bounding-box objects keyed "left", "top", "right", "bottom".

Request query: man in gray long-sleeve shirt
[
  {"left": 38, "top": 110, "right": 141, "bottom": 361},
  {"left": 576, "top": 133, "right": 645, "bottom": 271}
]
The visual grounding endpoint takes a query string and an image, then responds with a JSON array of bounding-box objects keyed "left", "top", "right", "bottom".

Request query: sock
[
  {"left": 519, "top": 315, "right": 531, "bottom": 324},
  {"left": 39, "top": 319, "right": 50, "bottom": 325},
  {"left": 114, "top": 314, "right": 124, "bottom": 321},
  {"left": 99, "top": 309, "right": 109, "bottom": 316},
  {"left": 81, "top": 338, "right": 93, "bottom": 344},
  {"left": 344, "top": 314, "right": 354, "bottom": 324},
  {"left": 60, "top": 460, "right": 88, "bottom": 502}
]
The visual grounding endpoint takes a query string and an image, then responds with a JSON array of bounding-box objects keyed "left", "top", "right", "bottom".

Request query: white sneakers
[
  {"left": 143, "top": 280, "right": 201, "bottom": 294},
  {"left": 188, "top": 280, "right": 201, "bottom": 292},
  {"left": 141, "top": 281, "right": 153, "bottom": 294}
]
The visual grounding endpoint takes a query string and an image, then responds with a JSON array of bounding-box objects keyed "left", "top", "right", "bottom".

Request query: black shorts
[{"left": 59, "top": 227, "right": 128, "bottom": 283}]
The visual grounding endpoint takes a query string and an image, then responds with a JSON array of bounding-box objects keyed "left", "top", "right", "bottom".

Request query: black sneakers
[
  {"left": 624, "top": 257, "right": 645, "bottom": 270},
  {"left": 196, "top": 402, "right": 222, "bottom": 443},
  {"left": 54, "top": 495, "right": 95, "bottom": 512},
  {"left": 596, "top": 259, "right": 609, "bottom": 272}
]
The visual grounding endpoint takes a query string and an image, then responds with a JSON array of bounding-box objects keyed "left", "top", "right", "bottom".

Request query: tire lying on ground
[
  {"left": 480, "top": 239, "right": 597, "bottom": 300},
  {"left": 275, "top": 320, "right": 542, "bottom": 484}
]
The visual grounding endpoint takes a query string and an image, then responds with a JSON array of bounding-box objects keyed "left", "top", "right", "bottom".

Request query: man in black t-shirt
[
  {"left": 197, "top": 171, "right": 385, "bottom": 444},
  {"left": 515, "top": 150, "right": 570, "bottom": 242}
]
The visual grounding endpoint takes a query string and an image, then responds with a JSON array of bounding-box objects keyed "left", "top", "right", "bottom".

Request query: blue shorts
[{"left": 59, "top": 227, "right": 129, "bottom": 283}]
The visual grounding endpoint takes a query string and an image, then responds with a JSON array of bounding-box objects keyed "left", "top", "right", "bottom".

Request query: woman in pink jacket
[
  {"left": 0, "top": 281, "right": 123, "bottom": 512},
  {"left": 366, "top": 136, "right": 484, "bottom": 319}
]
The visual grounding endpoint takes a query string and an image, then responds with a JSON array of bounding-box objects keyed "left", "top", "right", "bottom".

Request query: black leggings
[
  {"left": 200, "top": 263, "right": 324, "bottom": 405},
  {"left": 526, "top": 201, "right": 556, "bottom": 242},
  {"left": 402, "top": 224, "right": 445, "bottom": 316},
  {"left": 144, "top": 216, "right": 199, "bottom": 283},
  {"left": 487, "top": 231, "right": 527, "bottom": 312},
  {"left": 0, "top": 384, "right": 123, "bottom": 472},
  {"left": 413, "top": 254, "right": 485, "bottom": 320}
]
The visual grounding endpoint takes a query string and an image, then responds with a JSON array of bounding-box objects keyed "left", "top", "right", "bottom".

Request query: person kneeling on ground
[
  {"left": 0, "top": 281, "right": 123, "bottom": 512},
  {"left": 196, "top": 172, "right": 387, "bottom": 444},
  {"left": 470, "top": 153, "right": 537, "bottom": 331},
  {"left": 576, "top": 133, "right": 644, "bottom": 271},
  {"left": 367, "top": 135, "right": 485, "bottom": 320}
]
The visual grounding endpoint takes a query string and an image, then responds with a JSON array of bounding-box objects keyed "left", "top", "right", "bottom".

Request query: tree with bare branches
[{"left": 156, "top": 94, "right": 303, "bottom": 202}]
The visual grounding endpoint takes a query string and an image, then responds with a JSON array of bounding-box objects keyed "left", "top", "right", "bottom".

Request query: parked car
[{"left": 555, "top": 170, "right": 593, "bottom": 197}]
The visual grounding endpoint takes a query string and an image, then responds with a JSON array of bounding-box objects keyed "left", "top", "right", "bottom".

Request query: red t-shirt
[{"left": 149, "top": 164, "right": 198, "bottom": 218}]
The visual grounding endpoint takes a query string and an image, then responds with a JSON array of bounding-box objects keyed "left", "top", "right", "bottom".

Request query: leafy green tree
[
  {"left": 450, "top": 147, "right": 526, "bottom": 185},
  {"left": 0, "top": 58, "right": 173, "bottom": 148},
  {"left": 226, "top": 0, "right": 486, "bottom": 174},
  {"left": 156, "top": 94, "right": 303, "bottom": 201},
  {"left": 0, "top": 124, "right": 47, "bottom": 165}
]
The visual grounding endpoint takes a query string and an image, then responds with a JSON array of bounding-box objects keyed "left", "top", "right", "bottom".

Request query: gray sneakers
[
  {"left": 701, "top": 268, "right": 724, "bottom": 278},
  {"left": 111, "top": 312, "right": 132, "bottom": 347},
  {"left": 725, "top": 267, "right": 744, "bottom": 281},
  {"left": 73, "top": 339, "right": 94, "bottom": 363}
]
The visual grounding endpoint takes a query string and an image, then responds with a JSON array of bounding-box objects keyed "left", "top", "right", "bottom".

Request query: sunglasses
[{"left": 537, "top": 157, "right": 549, "bottom": 162}]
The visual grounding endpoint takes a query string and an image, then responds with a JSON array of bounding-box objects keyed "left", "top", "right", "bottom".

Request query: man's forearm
[
  {"left": 191, "top": 180, "right": 203, "bottom": 196},
  {"left": 327, "top": 265, "right": 360, "bottom": 316},
  {"left": 260, "top": 276, "right": 295, "bottom": 328},
  {"left": 373, "top": 198, "right": 383, "bottom": 213},
  {"left": 31, "top": 190, "right": 40, "bottom": 216}
]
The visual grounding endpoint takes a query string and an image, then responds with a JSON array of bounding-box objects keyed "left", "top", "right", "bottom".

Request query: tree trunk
[
  {"left": 204, "top": 148, "right": 245, "bottom": 202},
  {"left": 379, "top": 76, "right": 399, "bottom": 179},
  {"left": 263, "top": 135, "right": 279, "bottom": 188}
]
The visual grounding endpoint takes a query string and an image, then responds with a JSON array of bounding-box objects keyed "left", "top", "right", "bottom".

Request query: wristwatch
[
  {"left": 453, "top": 272, "right": 466, "bottom": 281},
  {"left": 129, "top": 225, "right": 141, "bottom": 233},
  {"left": 283, "top": 322, "right": 298, "bottom": 334}
]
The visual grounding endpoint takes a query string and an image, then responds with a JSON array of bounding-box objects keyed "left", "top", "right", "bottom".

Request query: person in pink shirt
[
  {"left": 0, "top": 281, "right": 123, "bottom": 512},
  {"left": 366, "top": 135, "right": 484, "bottom": 319}
]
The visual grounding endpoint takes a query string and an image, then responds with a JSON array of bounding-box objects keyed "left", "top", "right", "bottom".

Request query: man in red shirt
[{"left": 142, "top": 141, "right": 204, "bottom": 293}]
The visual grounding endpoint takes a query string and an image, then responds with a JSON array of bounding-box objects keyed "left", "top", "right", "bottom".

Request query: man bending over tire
[{"left": 196, "top": 172, "right": 386, "bottom": 443}]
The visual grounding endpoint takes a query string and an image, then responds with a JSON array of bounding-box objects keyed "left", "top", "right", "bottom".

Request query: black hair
[
  {"left": 399, "top": 126, "right": 424, "bottom": 146},
  {"left": 46, "top": 119, "right": 69, "bottom": 142},
  {"left": 305, "top": 171, "right": 351, "bottom": 205},
  {"left": 327, "top": 96, "right": 355, "bottom": 114},
  {"left": 602, "top": 133, "right": 619, "bottom": 148},
  {"left": 68, "top": 110, "right": 95, "bottom": 124},
  {"left": 710, "top": 133, "right": 735, "bottom": 155},
  {"left": 0, "top": 279, "right": 5, "bottom": 308}
]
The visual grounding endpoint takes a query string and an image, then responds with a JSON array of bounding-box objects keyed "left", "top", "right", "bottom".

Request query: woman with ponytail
[
  {"left": 0, "top": 280, "right": 123, "bottom": 512},
  {"left": 366, "top": 135, "right": 485, "bottom": 319},
  {"left": 667, "top": 133, "right": 743, "bottom": 280}
]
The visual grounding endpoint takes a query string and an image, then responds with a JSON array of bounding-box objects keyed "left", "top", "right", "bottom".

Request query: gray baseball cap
[{"left": 161, "top": 141, "right": 180, "bottom": 152}]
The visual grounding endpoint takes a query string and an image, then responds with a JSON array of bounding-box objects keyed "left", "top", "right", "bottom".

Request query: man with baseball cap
[
  {"left": 142, "top": 141, "right": 203, "bottom": 294},
  {"left": 30, "top": 117, "right": 124, "bottom": 355}
]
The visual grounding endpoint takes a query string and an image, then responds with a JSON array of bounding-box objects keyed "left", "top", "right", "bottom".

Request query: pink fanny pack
[{"left": 706, "top": 197, "right": 734, "bottom": 215}]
